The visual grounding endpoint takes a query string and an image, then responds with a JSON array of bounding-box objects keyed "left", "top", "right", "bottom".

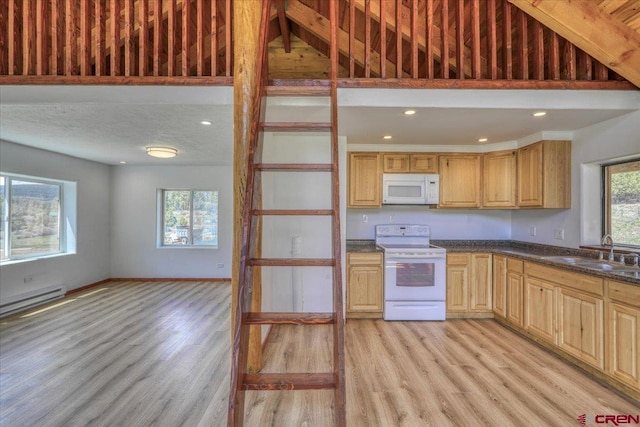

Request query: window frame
[
  {"left": 1, "top": 173, "right": 65, "bottom": 262},
  {"left": 158, "top": 189, "right": 219, "bottom": 249},
  {"left": 602, "top": 158, "right": 640, "bottom": 249}
]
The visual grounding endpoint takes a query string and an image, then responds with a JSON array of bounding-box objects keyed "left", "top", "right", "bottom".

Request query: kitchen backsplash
[{"left": 346, "top": 206, "right": 512, "bottom": 240}]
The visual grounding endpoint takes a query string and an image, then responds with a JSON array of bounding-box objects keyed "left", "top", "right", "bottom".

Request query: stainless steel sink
[
  {"left": 616, "top": 270, "right": 640, "bottom": 279},
  {"left": 574, "top": 261, "right": 617, "bottom": 270}
]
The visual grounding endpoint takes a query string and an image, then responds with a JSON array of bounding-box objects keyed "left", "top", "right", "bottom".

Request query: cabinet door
[
  {"left": 347, "top": 265, "right": 383, "bottom": 314},
  {"left": 517, "top": 142, "right": 544, "bottom": 207},
  {"left": 439, "top": 155, "right": 482, "bottom": 208},
  {"left": 525, "top": 277, "right": 556, "bottom": 343},
  {"left": 383, "top": 154, "right": 410, "bottom": 172},
  {"left": 506, "top": 271, "right": 524, "bottom": 327},
  {"left": 410, "top": 154, "right": 438, "bottom": 173},
  {"left": 446, "top": 264, "right": 469, "bottom": 312},
  {"left": 483, "top": 150, "right": 517, "bottom": 207},
  {"left": 493, "top": 255, "right": 507, "bottom": 317},
  {"left": 557, "top": 288, "right": 604, "bottom": 369},
  {"left": 348, "top": 153, "right": 381, "bottom": 207},
  {"left": 607, "top": 302, "right": 640, "bottom": 389},
  {"left": 470, "top": 253, "right": 492, "bottom": 311}
]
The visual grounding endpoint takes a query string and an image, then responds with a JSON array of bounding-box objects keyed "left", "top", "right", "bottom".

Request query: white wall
[
  {"left": 260, "top": 132, "right": 347, "bottom": 314},
  {"left": 110, "top": 165, "right": 232, "bottom": 278},
  {"left": 347, "top": 207, "right": 512, "bottom": 240},
  {"left": 0, "top": 141, "right": 111, "bottom": 300},
  {"left": 511, "top": 111, "right": 640, "bottom": 248}
]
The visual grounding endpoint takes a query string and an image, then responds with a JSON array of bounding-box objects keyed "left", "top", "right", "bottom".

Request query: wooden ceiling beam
[
  {"left": 507, "top": 0, "right": 640, "bottom": 88},
  {"left": 275, "top": 0, "right": 291, "bottom": 52},
  {"left": 285, "top": 0, "right": 401, "bottom": 77}
]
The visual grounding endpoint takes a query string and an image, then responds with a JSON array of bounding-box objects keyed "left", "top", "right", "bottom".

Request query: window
[
  {"left": 604, "top": 159, "right": 640, "bottom": 248},
  {"left": 160, "top": 190, "right": 218, "bottom": 248},
  {"left": 1, "top": 174, "right": 63, "bottom": 261}
]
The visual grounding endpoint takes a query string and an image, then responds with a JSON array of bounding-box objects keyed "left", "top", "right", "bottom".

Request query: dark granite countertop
[{"left": 346, "top": 239, "right": 640, "bottom": 286}]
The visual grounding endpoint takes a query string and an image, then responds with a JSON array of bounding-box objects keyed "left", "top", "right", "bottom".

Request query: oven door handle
[{"left": 386, "top": 254, "right": 446, "bottom": 260}]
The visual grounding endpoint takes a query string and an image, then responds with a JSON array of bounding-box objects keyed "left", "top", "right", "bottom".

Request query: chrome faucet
[{"left": 600, "top": 234, "right": 615, "bottom": 262}]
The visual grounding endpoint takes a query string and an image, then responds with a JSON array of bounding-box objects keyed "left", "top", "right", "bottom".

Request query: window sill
[
  {"left": 0, "top": 252, "right": 76, "bottom": 266},
  {"left": 156, "top": 246, "right": 219, "bottom": 250}
]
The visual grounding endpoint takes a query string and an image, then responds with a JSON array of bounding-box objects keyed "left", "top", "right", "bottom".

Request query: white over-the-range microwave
[{"left": 382, "top": 173, "right": 440, "bottom": 205}]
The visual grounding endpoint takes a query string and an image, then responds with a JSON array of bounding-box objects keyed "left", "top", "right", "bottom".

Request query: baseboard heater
[{"left": 0, "top": 285, "right": 66, "bottom": 317}]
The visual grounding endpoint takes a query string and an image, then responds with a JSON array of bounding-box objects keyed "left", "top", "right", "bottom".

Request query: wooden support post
[{"left": 232, "top": 0, "right": 263, "bottom": 375}]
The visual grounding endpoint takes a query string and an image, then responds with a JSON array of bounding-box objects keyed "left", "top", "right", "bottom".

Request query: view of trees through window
[
  {"left": 1, "top": 175, "right": 61, "bottom": 261},
  {"left": 162, "top": 190, "right": 218, "bottom": 247},
  {"left": 605, "top": 160, "right": 640, "bottom": 247}
]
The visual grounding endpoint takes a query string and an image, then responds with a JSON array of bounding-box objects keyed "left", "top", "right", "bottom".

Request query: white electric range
[{"left": 375, "top": 224, "right": 447, "bottom": 320}]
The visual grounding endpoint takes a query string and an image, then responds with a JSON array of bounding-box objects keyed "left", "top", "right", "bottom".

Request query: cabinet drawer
[
  {"left": 608, "top": 280, "right": 640, "bottom": 307},
  {"left": 347, "top": 252, "right": 383, "bottom": 266},
  {"left": 447, "top": 253, "right": 470, "bottom": 265},
  {"left": 525, "top": 262, "right": 604, "bottom": 296},
  {"left": 507, "top": 258, "right": 524, "bottom": 273}
]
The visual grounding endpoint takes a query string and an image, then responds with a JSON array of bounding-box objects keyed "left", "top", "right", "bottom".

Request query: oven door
[{"left": 384, "top": 254, "right": 446, "bottom": 301}]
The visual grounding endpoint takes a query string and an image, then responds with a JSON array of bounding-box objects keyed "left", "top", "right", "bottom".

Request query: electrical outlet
[
  {"left": 24, "top": 276, "right": 33, "bottom": 283},
  {"left": 389, "top": 215, "right": 394, "bottom": 223},
  {"left": 362, "top": 214, "right": 368, "bottom": 223},
  {"left": 217, "top": 263, "right": 224, "bottom": 268},
  {"left": 554, "top": 229, "right": 565, "bottom": 240},
  {"left": 530, "top": 226, "right": 536, "bottom": 236}
]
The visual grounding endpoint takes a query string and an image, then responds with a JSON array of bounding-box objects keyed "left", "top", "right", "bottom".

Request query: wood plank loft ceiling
[{"left": 1, "top": 0, "right": 639, "bottom": 89}]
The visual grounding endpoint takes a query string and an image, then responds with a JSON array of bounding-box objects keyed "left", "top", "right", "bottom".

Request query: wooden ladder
[{"left": 227, "top": 1, "right": 345, "bottom": 426}]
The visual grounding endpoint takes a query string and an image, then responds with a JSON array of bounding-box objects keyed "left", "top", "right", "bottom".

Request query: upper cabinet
[
  {"left": 483, "top": 150, "right": 517, "bottom": 208},
  {"left": 439, "top": 154, "right": 482, "bottom": 208},
  {"left": 517, "top": 140, "right": 571, "bottom": 208},
  {"left": 382, "top": 153, "right": 438, "bottom": 173},
  {"left": 348, "top": 152, "right": 381, "bottom": 208}
]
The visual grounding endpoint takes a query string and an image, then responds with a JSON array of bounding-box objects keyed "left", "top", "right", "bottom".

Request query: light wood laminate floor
[{"left": 1, "top": 281, "right": 637, "bottom": 426}]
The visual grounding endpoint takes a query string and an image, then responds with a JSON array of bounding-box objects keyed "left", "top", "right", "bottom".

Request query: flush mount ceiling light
[
  {"left": 532, "top": 111, "right": 547, "bottom": 117},
  {"left": 478, "top": 138, "right": 488, "bottom": 143},
  {"left": 383, "top": 135, "right": 393, "bottom": 140},
  {"left": 146, "top": 146, "right": 178, "bottom": 158},
  {"left": 404, "top": 110, "right": 416, "bottom": 116},
  {"left": 200, "top": 120, "right": 212, "bottom": 125},
  {"left": 119, "top": 161, "right": 127, "bottom": 164}
]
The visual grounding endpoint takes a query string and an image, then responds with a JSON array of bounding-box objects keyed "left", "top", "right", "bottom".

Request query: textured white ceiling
[{"left": 1, "top": 85, "right": 638, "bottom": 166}]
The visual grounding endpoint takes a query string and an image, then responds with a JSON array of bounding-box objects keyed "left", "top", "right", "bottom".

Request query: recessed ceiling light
[
  {"left": 383, "top": 135, "right": 393, "bottom": 140},
  {"left": 146, "top": 146, "right": 178, "bottom": 158},
  {"left": 478, "top": 138, "right": 488, "bottom": 143},
  {"left": 404, "top": 110, "right": 416, "bottom": 116},
  {"left": 119, "top": 161, "right": 127, "bottom": 164},
  {"left": 532, "top": 111, "right": 547, "bottom": 117},
  {"left": 200, "top": 120, "right": 212, "bottom": 125}
]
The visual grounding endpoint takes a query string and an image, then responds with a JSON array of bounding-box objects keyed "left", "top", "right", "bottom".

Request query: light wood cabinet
[
  {"left": 348, "top": 152, "right": 381, "bottom": 208},
  {"left": 347, "top": 253, "right": 383, "bottom": 318},
  {"left": 483, "top": 150, "right": 517, "bottom": 208},
  {"left": 524, "top": 276, "right": 557, "bottom": 344},
  {"left": 557, "top": 287, "right": 604, "bottom": 369},
  {"left": 439, "top": 154, "right": 482, "bottom": 208},
  {"left": 493, "top": 255, "right": 507, "bottom": 318},
  {"left": 447, "top": 252, "right": 492, "bottom": 317},
  {"left": 382, "top": 153, "right": 438, "bottom": 173},
  {"left": 506, "top": 259, "right": 524, "bottom": 327},
  {"left": 606, "top": 280, "right": 640, "bottom": 389},
  {"left": 517, "top": 140, "right": 571, "bottom": 208},
  {"left": 446, "top": 254, "right": 469, "bottom": 313}
]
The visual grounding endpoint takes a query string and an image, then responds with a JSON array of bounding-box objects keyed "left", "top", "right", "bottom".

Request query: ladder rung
[
  {"left": 252, "top": 209, "right": 334, "bottom": 216},
  {"left": 261, "top": 122, "right": 332, "bottom": 132},
  {"left": 248, "top": 258, "right": 335, "bottom": 267},
  {"left": 242, "top": 373, "right": 336, "bottom": 391},
  {"left": 254, "top": 163, "right": 334, "bottom": 172},
  {"left": 244, "top": 312, "right": 335, "bottom": 325}
]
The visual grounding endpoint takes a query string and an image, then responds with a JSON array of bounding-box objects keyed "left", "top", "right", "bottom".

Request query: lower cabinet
[
  {"left": 346, "top": 252, "right": 383, "bottom": 319},
  {"left": 524, "top": 276, "right": 557, "bottom": 344},
  {"left": 606, "top": 280, "right": 640, "bottom": 389},
  {"left": 506, "top": 259, "right": 524, "bottom": 328},
  {"left": 446, "top": 252, "right": 492, "bottom": 317},
  {"left": 557, "top": 287, "right": 604, "bottom": 369},
  {"left": 492, "top": 255, "right": 507, "bottom": 317}
]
